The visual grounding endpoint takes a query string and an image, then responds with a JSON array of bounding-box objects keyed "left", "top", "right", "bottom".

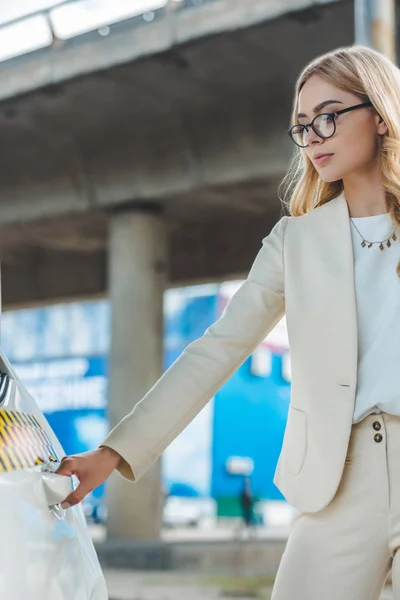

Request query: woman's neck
[{"left": 343, "top": 185, "right": 387, "bottom": 218}]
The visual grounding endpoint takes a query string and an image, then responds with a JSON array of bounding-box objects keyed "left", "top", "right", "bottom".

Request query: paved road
[
  {"left": 105, "top": 570, "right": 271, "bottom": 600},
  {"left": 91, "top": 526, "right": 395, "bottom": 599},
  {"left": 104, "top": 569, "right": 394, "bottom": 600}
]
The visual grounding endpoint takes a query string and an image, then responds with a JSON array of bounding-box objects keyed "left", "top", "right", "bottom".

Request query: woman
[{"left": 57, "top": 45, "right": 400, "bottom": 598}]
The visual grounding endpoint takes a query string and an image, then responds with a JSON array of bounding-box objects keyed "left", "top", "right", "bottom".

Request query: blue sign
[{"left": 14, "top": 356, "right": 109, "bottom": 509}]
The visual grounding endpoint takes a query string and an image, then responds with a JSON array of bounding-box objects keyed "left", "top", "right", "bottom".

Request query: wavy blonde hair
[{"left": 279, "top": 45, "right": 400, "bottom": 226}]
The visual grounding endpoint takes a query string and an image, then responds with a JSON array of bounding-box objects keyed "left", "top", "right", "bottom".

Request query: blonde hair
[{"left": 279, "top": 45, "right": 400, "bottom": 226}]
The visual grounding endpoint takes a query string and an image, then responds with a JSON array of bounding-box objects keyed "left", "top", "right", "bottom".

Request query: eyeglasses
[{"left": 288, "top": 101, "right": 373, "bottom": 148}]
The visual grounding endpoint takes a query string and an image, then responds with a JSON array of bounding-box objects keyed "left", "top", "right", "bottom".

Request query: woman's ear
[{"left": 377, "top": 115, "right": 388, "bottom": 135}]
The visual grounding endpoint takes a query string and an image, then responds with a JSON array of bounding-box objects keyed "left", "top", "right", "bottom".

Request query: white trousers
[{"left": 272, "top": 413, "right": 400, "bottom": 600}]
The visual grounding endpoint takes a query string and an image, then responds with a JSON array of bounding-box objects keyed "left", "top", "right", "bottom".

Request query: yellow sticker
[{"left": 0, "top": 410, "right": 59, "bottom": 472}]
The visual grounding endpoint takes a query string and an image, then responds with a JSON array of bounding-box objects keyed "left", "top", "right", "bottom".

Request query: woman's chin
[{"left": 318, "top": 170, "right": 343, "bottom": 183}]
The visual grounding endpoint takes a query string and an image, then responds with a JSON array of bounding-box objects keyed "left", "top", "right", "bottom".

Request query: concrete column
[
  {"left": 371, "top": 0, "right": 396, "bottom": 63},
  {"left": 355, "top": 0, "right": 396, "bottom": 63},
  {"left": 107, "top": 205, "right": 168, "bottom": 540}
]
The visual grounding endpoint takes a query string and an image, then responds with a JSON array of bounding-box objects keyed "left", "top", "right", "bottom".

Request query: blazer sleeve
[{"left": 101, "top": 215, "right": 289, "bottom": 481}]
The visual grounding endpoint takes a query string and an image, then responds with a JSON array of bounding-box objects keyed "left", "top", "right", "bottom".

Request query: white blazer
[{"left": 103, "top": 191, "right": 359, "bottom": 514}]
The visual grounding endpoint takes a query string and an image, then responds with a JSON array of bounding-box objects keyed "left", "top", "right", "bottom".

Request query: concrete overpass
[
  {"left": 0, "top": 0, "right": 360, "bottom": 541},
  {"left": 0, "top": 0, "right": 354, "bottom": 309}
]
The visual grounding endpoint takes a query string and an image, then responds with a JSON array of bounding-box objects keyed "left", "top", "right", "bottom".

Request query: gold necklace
[
  {"left": 350, "top": 218, "right": 400, "bottom": 277},
  {"left": 350, "top": 218, "right": 397, "bottom": 250}
]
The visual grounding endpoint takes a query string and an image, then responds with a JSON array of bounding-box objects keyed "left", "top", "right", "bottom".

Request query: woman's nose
[{"left": 304, "top": 126, "right": 322, "bottom": 145}]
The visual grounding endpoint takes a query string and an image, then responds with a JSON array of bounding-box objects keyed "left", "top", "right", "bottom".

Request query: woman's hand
[{"left": 55, "top": 446, "right": 122, "bottom": 509}]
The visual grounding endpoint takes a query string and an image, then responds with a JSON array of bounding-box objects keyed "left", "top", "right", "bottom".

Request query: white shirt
[{"left": 351, "top": 212, "right": 400, "bottom": 423}]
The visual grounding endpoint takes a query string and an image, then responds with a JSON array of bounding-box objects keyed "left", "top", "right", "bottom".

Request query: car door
[{"left": 0, "top": 351, "right": 108, "bottom": 600}]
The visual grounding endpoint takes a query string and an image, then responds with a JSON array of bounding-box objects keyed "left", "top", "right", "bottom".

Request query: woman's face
[{"left": 296, "top": 74, "right": 387, "bottom": 182}]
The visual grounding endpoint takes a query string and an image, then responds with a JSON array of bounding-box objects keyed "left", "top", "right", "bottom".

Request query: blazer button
[
  {"left": 374, "top": 433, "right": 383, "bottom": 443},
  {"left": 373, "top": 421, "right": 381, "bottom": 431}
]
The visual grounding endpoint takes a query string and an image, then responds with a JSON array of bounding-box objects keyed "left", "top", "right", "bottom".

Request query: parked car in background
[{"left": 163, "top": 496, "right": 204, "bottom": 528}]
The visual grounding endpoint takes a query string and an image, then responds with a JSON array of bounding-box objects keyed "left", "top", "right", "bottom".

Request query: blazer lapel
[{"left": 315, "top": 191, "right": 359, "bottom": 391}]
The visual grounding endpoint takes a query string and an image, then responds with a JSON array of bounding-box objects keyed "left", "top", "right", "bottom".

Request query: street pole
[{"left": 354, "top": 0, "right": 396, "bottom": 63}]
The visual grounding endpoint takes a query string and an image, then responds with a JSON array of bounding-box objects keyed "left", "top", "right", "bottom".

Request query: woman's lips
[{"left": 314, "top": 153, "right": 334, "bottom": 165}]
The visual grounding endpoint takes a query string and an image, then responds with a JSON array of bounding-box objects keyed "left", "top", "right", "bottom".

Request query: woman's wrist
[{"left": 98, "top": 445, "right": 122, "bottom": 469}]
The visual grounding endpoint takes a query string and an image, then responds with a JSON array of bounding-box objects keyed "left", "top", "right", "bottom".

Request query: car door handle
[
  {"left": 0, "top": 372, "right": 10, "bottom": 406},
  {"left": 42, "top": 472, "right": 73, "bottom": 507}
]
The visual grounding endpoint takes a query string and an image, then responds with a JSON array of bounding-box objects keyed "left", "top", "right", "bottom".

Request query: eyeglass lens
[{"left": 291, "top": 113, "right": 335, "bottom": 147}]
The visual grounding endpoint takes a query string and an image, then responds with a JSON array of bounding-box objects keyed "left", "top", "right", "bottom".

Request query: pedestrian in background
[
  {"left": 239, "top": 476, "right": 255, "bottom": 534},
  {"left": 58, "top": 45, "right": 400, "bottom": 599}
]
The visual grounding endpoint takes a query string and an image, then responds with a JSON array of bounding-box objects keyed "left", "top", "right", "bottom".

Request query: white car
[{"left": 0, "top": 351, "right": 107, "bottom": 600}]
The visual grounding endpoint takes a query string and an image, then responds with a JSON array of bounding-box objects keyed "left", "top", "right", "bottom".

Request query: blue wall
[{"left": 212, "top": 352, "right": 290, "bottom": 503}]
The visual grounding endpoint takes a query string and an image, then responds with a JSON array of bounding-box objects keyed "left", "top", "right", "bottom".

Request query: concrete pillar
[
  {"left": 355, "top": 0, "right": 396, "bottom": 63},
  {"left": 107, "top": 205, "right": 168, "bottom": 540},
  {"left": 371, "top": 0, "right": 396, "bottom": 63}
]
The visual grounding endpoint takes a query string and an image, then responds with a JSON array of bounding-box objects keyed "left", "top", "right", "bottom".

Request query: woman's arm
[
  {"left": 56, "top": 215, "right": 289, "bottom": 506},
  {"left": 103, "top": 215, "right": 289, "bottom": 482}
]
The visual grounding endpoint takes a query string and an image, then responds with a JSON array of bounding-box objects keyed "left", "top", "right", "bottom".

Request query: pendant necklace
[
  {"left": 349, "top": 217, "right": 400, "bottom": 277},
  {"left": 350, "top": 218, "right": 397, "bottom": 250}
]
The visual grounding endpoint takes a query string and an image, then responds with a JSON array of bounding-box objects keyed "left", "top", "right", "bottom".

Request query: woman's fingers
[{"left": 55, "top": 446, "right": 122, "bottom": 508}]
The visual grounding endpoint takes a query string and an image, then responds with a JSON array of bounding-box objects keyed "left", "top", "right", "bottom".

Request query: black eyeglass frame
[{"left": 288, "top": 101, "right": 373, "bottom": 147}]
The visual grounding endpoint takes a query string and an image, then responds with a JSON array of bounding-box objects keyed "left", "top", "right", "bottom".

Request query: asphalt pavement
[
  {"left": 104, "top": 569, "right": 394, "bottom": 600},
  {"left": 89, "top": 525, "right": 395, "bottom": 600}
]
